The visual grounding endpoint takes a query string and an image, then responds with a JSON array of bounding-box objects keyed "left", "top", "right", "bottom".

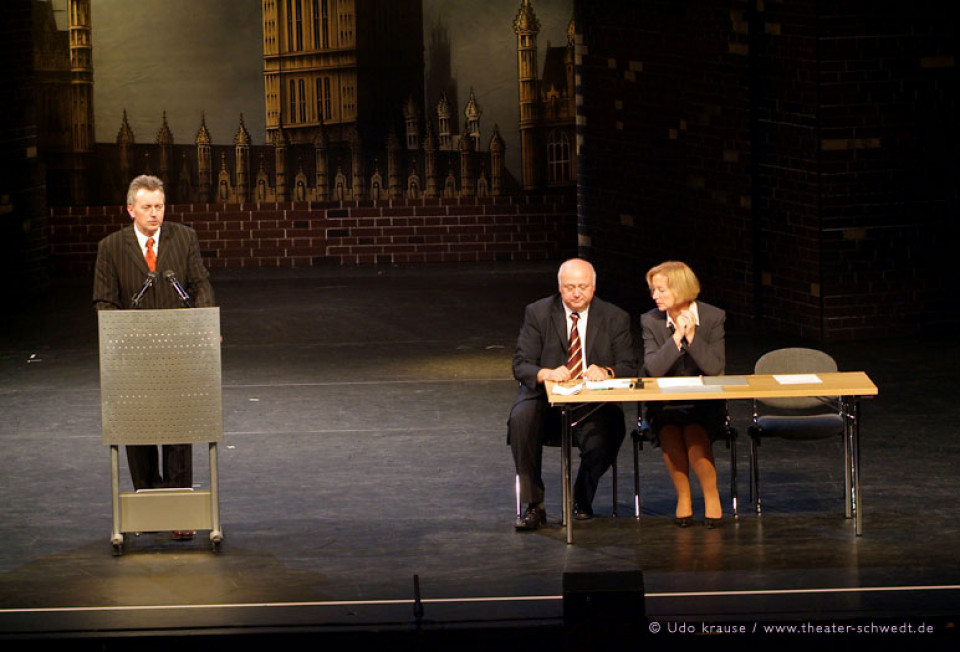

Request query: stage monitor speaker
[{"left": 562, "top": 570, "right": 645, "bottom": 625}]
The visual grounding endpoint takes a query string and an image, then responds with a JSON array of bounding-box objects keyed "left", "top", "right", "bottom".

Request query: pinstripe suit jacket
[
  {"left": 93, "top": 222, "right": 215, "bottom": 311},
  {"left": 511, "top": 294, "right": 637, "bottom": 403}
]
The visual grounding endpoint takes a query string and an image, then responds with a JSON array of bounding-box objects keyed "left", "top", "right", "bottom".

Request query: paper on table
[
  {"left": 551, "top": 382, "right": 583, "bottom": 395},
  {"left": 586, "top": 378, "right": 635, "bottom": 390},
  {"left": 656, "top": 377, "right": 704, "bottom": 388},
  {"left": 773, "top": 374, "right": 822, "bottom": 384}
]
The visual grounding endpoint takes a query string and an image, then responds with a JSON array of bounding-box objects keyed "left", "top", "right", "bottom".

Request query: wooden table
[{"left": 547, "top": 372, "right": 878, "bottom": 543}]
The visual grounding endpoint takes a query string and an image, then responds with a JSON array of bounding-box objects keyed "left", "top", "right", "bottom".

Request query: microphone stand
[{"left": 164, "top": 270, "right": 193, "bottom": 308}]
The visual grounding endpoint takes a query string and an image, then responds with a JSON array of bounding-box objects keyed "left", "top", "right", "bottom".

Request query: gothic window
[
  {"left": 324, "top": 78, "right": 332, "bottom": 119},
  {"left": 444, "top": 171, "right": 457, "bottom": 198},
  {"left": 290, "top": 79, "right": 306, "bottom": 124},
  {"left": 285, "top": 0, "right": 293, "bottom": 49},
  {"left": 547, "top": 130, "right": 572, "bottom": 184},
  {"left": 314, "top": 77, "right": 329, "bottom": 122},
  {"left": 320, "top": 0, "right": 330, "bottom": 48},
  {"left": 289, "top": 80, "right": 296, "bottom": 124},
  {"left": 298, "top": 79, "right": 306, "bottom": 123},
  {"left": 477, "top": 175, "right": 488, "bottom": 199},
  {"left": 315, "top": 77, "right": 331, "bottom": 122},
  {"left": 295, "top": 0, "right": 304, "bottom": 50},
  {"left": 286, "top": 0, "right": 304, "bottom": 51}
]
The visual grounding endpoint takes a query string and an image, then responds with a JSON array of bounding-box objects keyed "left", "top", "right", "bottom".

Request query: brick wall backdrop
[
  {"left": 810, "top": 1, "right": 958, "bottom": 339},
  {"left": 48, "top": 194, "right": 577, "bottom": 273},
  {"left": 575, "top": 0, "right": 957, "bottom": 341},
  {"left": 1, "top": 0, "right": 50, "bottom": 295},
  {"left": 576, "top": 0, "right": 754, "bottom": 322}
]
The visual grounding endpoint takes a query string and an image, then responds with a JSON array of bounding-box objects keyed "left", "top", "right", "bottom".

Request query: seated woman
[{"left": 641, "top": 261, "right": 726, "bottom": 528}]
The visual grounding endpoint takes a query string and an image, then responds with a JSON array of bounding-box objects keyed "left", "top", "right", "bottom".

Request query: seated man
[{"left": 508, "top": 258, "right": 637, "bottom": 530}]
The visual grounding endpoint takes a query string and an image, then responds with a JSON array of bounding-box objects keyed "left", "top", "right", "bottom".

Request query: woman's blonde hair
[{"left": 645, "top": 261, "right": 701, "bottom": 304}]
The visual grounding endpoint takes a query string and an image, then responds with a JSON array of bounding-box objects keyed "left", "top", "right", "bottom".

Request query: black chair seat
[{"left": 752, "top": 413, "right": 844, "bottom": 440}]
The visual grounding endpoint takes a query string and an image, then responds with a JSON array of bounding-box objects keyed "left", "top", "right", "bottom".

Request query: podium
[{"left": 98, "top": 308, "right": 224, "bottom": 554}]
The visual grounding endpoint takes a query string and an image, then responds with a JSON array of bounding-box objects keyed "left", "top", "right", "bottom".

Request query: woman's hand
[{"left": 675, "top": 309, "right": 696, "bottom": 345}]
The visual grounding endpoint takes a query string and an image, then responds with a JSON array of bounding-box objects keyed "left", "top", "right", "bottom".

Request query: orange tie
[{"left": 145, "top": 237, "right": 157, "bottom": 272}]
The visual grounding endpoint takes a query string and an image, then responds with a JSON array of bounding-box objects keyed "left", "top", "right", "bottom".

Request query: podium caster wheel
[{"left": 111, "top": 533, "right": 124, "bottom": 556}]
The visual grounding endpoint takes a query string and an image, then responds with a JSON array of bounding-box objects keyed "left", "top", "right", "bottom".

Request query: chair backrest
[{"left": 754, "top": 347, "right": 838, "bottom": 411}]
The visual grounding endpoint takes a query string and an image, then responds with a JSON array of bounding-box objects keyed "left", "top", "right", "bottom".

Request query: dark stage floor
[{"left": 2, "top": 261, "right": 959, "bottom": 649}]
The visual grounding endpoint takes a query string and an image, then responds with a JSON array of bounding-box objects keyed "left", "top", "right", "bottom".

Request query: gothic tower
[
  {"left": 68, "top": 0, "right": 94, "bottom": 202},
  {"left": 425, "top": 14, "right": 459, "bottom": 137},
  {"left": 261, "top": 0, "right": 424, "bottom": 150},
  {"left": 514, "top": 0, "right": 541, "bottom": 190},
  {"left": 234, "top": 115, "right": 251, "bottom": 202},
  {"left": 196, "top": 115, "right": 212, "bottom": 202}
]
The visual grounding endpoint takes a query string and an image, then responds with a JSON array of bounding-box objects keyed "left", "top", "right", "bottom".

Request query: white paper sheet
[
  {"left": 656, "top": 376, "right": 704, "bottom": 388},
  {"left": 551, "top": 382, "right": 583, "bottom": 395},
  {"left": 586, "top": 378, "right": 635, "bottom": 390},
  {"left": 773, "top": 374, "right": 822, "bottom": 384}
]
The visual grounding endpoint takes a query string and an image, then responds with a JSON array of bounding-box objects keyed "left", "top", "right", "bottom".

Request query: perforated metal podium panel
[{"left": 99, "top": 308, "right": 223, "bottom": 445}]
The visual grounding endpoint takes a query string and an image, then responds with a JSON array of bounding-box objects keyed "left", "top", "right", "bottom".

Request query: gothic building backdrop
[{"left": 31, "top": 0, "right": 576, "bottom": 207}]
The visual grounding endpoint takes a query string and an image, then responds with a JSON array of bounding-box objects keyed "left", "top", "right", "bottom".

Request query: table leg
[
  {"left": 562, "top": 407, "right": 573, "bottom": 544},
  {"left": 851, "top": 398, "right": 862, "bottom": 536},
  {"left": 843, "top": 397, "right": 854, "bottom": 520},
  {"left": 841, "top": 396, "right": 863, "bottom": 536}
]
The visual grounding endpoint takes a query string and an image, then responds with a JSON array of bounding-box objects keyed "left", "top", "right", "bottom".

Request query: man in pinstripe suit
[{"left": 93, "top": 175, "right": 216, "bottom": 509}]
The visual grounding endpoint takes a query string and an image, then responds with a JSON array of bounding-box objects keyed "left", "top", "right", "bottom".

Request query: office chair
[{"left": 748, "top": 347, "right": 847, "bottom": 515}]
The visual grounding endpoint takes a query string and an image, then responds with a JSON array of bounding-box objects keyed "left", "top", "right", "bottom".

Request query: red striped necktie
[{"left": 567, "top": 312, "right": 583, "bottom": 380}]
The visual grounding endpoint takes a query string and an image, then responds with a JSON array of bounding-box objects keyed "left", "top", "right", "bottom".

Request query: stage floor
[{"left": 2, "top": 262, "right": 958, "bottom": 648}]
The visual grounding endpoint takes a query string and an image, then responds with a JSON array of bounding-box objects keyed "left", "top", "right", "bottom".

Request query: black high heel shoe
[
  {"left": 703, "top": 517, "right": 723, "bottom": 529},
  {"left": 674, "top": 515, "right": 694, "bottom": 528}
]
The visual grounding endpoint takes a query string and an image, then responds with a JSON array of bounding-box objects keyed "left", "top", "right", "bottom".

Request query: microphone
[
  {"left": 163, "top": 270, "right": 193, "bottom": 308},
  {"left": 130, "top": 271, "right": 158, "bottom": 308}
]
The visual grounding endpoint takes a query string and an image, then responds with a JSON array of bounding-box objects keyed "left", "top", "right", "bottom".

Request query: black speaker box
[{"left": 562, "top": 570, "right": 645, "bottom": 624}]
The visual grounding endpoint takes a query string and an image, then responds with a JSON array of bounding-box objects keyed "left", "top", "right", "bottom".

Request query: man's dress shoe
[
  {"left": 573, "top": 502, "right": 594, "bottom": 520},
  {"left": 515, "top": 506, "right": 546, "bottom": 531}
]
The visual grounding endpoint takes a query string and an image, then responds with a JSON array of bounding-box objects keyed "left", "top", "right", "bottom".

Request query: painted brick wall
[{"left": 48, "top": 195, "right": 577, "bottom": 273}]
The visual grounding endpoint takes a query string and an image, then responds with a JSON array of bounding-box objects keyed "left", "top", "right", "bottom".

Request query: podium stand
[{"left": 99, "top": 308, "right": 224, "bottom": 555}]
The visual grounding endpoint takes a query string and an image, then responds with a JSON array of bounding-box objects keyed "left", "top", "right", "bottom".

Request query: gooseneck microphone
[
  {"left": 130, "top": 270, "right": 158, "bottom": 308},
  {"left": 164, "top": 270, "right": 193, "bottom": 308}
]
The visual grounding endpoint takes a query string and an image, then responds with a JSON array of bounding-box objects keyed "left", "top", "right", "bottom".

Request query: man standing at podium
[
  {"left": 508, "top": 258, "right": 637, "bottom": 530},
  {"left": 93, "top": 175, "right": 216, "bottom": 524}
]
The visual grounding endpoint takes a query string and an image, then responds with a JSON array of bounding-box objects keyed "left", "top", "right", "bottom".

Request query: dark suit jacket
[
  {"left": 93, "top": 222, "right": 215, "bottom": 311},
  {"left": 512, "top": 294, "right": 637, "bottom": 406},
  {"left": 640, "top": 301, "right": 726, "bottom": 437},
  {"left": 640, "top": 301, "right": 725, "bottom": 377}
]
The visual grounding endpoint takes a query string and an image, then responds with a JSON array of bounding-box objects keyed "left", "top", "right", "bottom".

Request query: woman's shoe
[
  {"left": 703, "top": 517, "right": 723, "bottom": 529},
  {"left": 674, "top": 515, "right": 694, "bottom": 528}
]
